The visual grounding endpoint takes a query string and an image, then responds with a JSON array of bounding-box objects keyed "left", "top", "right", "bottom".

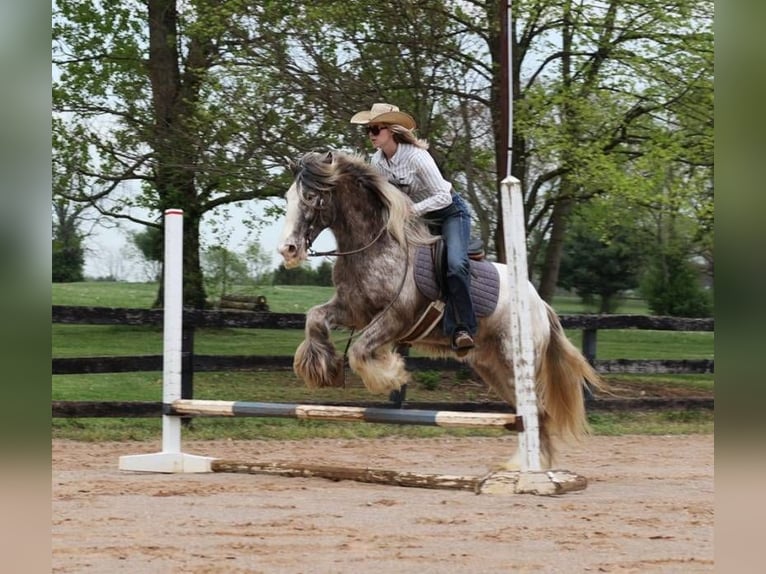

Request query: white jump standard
[{"left": 118, "top": 209, "right": 215, "bottom": 474}]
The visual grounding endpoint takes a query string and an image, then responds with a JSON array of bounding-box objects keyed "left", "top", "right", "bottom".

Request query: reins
[{"left": 307, "top": 225, "right": 388, "bottom": 258}]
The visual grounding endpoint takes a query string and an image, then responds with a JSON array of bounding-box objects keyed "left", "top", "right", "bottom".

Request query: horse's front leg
[
  {"left": 348, "top": 316, "right": 410, "bottom": 394},
  {"left": 294, "top": 301, "right": 346, "bottom": 388}
]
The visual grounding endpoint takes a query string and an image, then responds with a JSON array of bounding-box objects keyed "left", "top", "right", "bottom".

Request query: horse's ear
[
  {"left": 287, "top": 159, "right": 298, "bottom": 174},
  {"left": 323, "top": 151, "right": 333, "bottom": 164}
]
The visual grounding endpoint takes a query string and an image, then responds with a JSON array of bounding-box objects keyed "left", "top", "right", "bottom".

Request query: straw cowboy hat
[{"left": 350, "top": 103, "right": 416, "bottom": 130}]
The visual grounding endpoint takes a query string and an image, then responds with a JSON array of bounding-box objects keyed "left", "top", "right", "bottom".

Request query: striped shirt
[{"left": 371, "top": 144, "right": 453, "bottom": 216}]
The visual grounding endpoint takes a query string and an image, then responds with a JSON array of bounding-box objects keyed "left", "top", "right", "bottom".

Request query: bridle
[{"left": 297, "top": 183, "right": 389, "bottom": 258}]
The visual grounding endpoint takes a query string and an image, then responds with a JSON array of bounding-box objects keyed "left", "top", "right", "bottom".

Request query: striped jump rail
[{"left": 168, "top": 400, "right": 524, "bottom": 431}]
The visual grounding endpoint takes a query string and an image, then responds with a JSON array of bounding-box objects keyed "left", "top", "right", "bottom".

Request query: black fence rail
[{"left": 52, "top": 305, "right": 714, "bottom": 416}]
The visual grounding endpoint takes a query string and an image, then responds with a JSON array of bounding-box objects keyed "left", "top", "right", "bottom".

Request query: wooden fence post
[
  {"left": 581, "top": 328, "right": 597, "bottom": 401},
  {"left": 181, "top": 325, "right": 194, "bottom": 426},
  {"left": 181, "top": 326, "right": 194, "bottom": 400}
]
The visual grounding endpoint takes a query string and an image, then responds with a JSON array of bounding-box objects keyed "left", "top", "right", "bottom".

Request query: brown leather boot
[{"left": 452, "top": 330, "right": 475, "bottom": 357}]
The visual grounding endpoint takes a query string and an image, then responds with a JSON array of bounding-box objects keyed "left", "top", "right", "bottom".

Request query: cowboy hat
[{"left": 350, "top": 103, "right": 416, "bottom": 130}]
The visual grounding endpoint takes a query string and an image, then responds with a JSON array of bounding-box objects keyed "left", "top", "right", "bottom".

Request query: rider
[{"left": 350, "top": 103, "right": 477, "bottom": 353}]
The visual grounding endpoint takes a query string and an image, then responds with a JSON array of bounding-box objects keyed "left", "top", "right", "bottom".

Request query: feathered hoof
[{"left": 294, "top": 341, "right": 345, "bottom": 389}]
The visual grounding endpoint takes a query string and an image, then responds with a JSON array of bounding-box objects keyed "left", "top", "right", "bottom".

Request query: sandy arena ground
[{"left": 52, "top": 434, "right": 713, "bottom": 573}]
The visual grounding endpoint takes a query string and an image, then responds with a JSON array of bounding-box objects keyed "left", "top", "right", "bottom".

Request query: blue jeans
[{"left": 423, "top": 193, "right": 477, "bottom": 338}]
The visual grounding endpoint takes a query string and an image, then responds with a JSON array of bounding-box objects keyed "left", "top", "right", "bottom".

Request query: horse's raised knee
[
  {"left": 293, "top": 338, "right": 345, "bottom": 388},
  {"left": 348, "top": 346, "right": 409, "bottom": 394}
]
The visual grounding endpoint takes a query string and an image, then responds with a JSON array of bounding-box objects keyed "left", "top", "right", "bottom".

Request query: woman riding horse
[{"left": 350, "top": 103, "right": 476, "bottom": 355}]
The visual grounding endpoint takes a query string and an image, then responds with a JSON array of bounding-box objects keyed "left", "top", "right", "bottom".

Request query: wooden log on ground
[
  {"left": 220, "top": 294, "right": 268, "bottom": 303},
  {"left": 211, "top": 460, "right": 589, "bottom": 495},
  {"left": 212, "top": 460, "right": 480, "bottom": 491}
]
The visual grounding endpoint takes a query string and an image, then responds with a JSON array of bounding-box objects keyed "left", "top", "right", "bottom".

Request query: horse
[{"left": 277, "top": 150, "right": 604, "bottom": 468}]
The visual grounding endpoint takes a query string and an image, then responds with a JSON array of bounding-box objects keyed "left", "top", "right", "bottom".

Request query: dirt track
[{"left": 52, "top": 434, "right": 713, "bottom": 573}]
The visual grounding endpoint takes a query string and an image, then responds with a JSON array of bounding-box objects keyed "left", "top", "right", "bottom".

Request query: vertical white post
[
  {"left": 119, "top": 209, "right": 215, "bottom": 473},
  {"left": 161, "top": 208, "right": 184, "bottom": 453},
  {"left": 500, "top": 177, "right": 541, "bottom": 472}
]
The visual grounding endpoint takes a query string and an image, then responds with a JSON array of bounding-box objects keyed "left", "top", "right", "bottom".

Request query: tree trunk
[
  {"left": 537, "top": 0, "right": 575, "bottom": 303},
  {"left": 490, "top": 0, "right": 507, "bottom": 263},
  {"left": 147, "top": 0, "right": 207, "bottom": 309},
  {"left": 537, "top": 185, "right": 574, "bottom": 302}
]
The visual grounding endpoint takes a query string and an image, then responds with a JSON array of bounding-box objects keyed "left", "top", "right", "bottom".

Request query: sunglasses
[{"left": 365, "top": 125, "right": 388, "bottom": 136}]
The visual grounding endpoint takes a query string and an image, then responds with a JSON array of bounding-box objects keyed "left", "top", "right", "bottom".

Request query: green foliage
[
  {"left": 128, "top": 226, "right": 162, "bottom": 282},
  {"left": 202, "top": 245, "right": 250, "bottom": 298},
  {"left": 131, "top": 226, "right": 162, "bottom": 263},
  {"left": 641, "top": 248, "right": 712, "bottom": 317},
  {"left": 314, "top": 261, "right": 334, "bottom": 286},
  {"left": 244, "top": 241, "right": 274, "bottom": 285},
  {"left": 52, "top": 190, "right": 87, "bottom": 283},
  {"left": 558, "top": 208, "right": 649, "bottom": 313},
  {"left": 52, "top": 237, "right": 84, "bottom": 282},
  {"left": 272, "top": 262, "right": 333, "bottom": 286},
  {"left": 413, "top": 371, "right": 441, "bottom": 391}
]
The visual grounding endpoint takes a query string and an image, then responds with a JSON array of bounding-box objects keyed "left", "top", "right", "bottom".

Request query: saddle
[{"left": 399, "top": 238, "right": 500, "bottom": 343}]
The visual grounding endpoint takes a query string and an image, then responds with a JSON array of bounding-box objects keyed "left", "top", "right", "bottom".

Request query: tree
[
  {"left": 641, "top": 244, "right": 712, "bottom": 317},
  {"left": 509, "top": 0, "right": 714, "bottom": 300},
  {"left": 244, "top": 241, "right": 273, "bottom": 285},
  {"left": 53, "top": 1, "right": 334, "bottom": 307},
  {"left": 315, "top": 261, "right": 334, "bottom": 287},
  {"left": 558, "top": 207, "right": 649, "bottom": 313},
  {"left": 52, "top": 198, "right": 85, "bottom": 282},
  {"left": 202, "top": 245, "right": 249, "bottom": 299},
  {"left": 272, "top": 263, "right": 318, "bottom": 286},
  {"left": 130, "top": 226, "right": 163, "bottom": 281}
]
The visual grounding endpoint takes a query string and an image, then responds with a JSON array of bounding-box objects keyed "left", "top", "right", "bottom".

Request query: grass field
[{"left": 52, "top": 281, "right": 714, "bottom": 440}]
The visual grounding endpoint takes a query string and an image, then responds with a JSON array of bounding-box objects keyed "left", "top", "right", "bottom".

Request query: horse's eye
[{"left": 303, "top": 190, "right": 319, "bottom": 204}]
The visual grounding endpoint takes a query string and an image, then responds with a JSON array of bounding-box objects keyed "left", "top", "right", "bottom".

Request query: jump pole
[{"left": 118, "top": 209, "right": 215, "bottom": 473}]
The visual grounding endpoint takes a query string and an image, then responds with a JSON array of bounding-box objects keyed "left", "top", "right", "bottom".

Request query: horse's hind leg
[
  {"left": 468, "top": 347, "right": 553, "bottom": 470},
  {"left": 294, "top": 302, "right": 345, "bottom": 388}
]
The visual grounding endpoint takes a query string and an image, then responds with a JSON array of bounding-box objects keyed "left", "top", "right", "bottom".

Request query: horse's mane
[{"left": 294, "top": 151, "right": 433, "bottom": 247}]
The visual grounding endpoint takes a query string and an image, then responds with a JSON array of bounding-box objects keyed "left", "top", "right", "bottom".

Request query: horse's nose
[{"left": 278, "top": 242, "right": 297, "bottom": 259}]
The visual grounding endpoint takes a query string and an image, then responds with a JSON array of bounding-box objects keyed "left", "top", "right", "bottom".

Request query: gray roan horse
[{"left": 278, "top": 150, "right": 603, "bottom": 468}]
